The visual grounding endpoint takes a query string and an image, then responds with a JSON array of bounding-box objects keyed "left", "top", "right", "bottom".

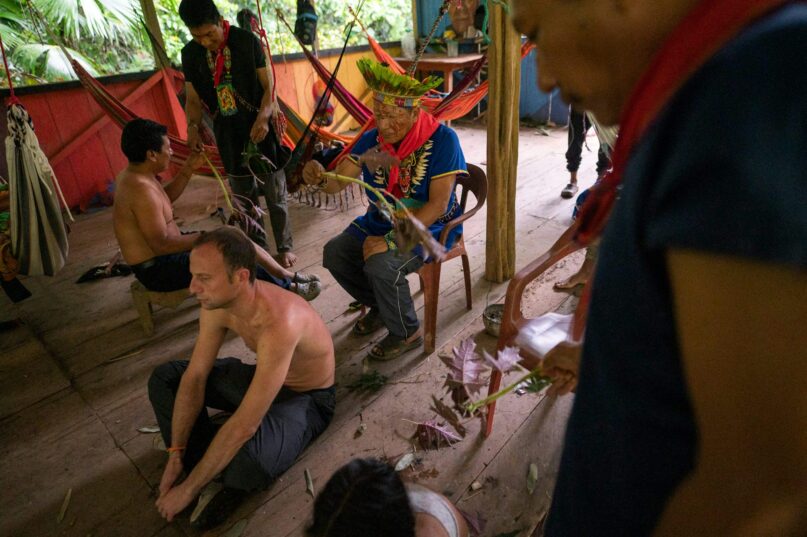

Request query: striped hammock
[{"left": 7, "top": 101, "right": 71, "bottom": 276}]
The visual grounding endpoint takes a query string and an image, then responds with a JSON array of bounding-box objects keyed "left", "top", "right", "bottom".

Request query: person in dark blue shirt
[{"left": 511, "top": 0, "right": 807, "bottom": 535}]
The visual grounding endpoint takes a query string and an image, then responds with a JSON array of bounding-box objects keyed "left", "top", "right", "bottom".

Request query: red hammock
[{"left": 69, "top": 59, "right": 226, "bottom": 174}]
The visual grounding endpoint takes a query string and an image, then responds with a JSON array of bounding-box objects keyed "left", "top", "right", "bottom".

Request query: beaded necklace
[{"left": 207, "top": 41, "right": 238, "bottom": 117}]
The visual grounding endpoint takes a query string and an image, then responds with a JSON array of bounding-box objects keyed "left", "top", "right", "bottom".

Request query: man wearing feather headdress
[{"left": 302, "top": 60, "right": 469, "bottom": 361}]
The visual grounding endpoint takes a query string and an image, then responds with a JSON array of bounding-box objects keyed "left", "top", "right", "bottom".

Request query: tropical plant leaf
[
  {"left": 483, "top": 346, "right": 521, "bottom": 374},
  {"left": 12, "top": 44, "right": 99, "bottom": 80},
  {"left": 429, "top": 395, "right": 466, "bottom": 437},
  {"left": 34, "top": 0, "right": 137, "bottom": 45},
  {"left": 440, "top": 337, "right": 488, "bottom": 395},
  {"left": 413, "top": 419, "right": 462, "bottom": 450}
]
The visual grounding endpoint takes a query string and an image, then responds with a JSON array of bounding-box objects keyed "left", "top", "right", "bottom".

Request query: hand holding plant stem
[
  {"left": 320, "top": 171, "right": 448, "bottom": 261},
  {"left": 465, "top": 364, "right": 552, "bottom": 414}
]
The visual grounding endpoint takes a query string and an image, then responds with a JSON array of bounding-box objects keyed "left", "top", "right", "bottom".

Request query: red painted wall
[{"left": 2, "top": 70, "right": 185, "bottom": 210}]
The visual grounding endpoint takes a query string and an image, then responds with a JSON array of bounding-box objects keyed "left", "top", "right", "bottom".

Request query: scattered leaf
[
  {"left": 347, "top": 370, "right": 388, "bottom": 395},
  {"left": 416, "top": 467, "right": 439, "bottom": 480},
  {"left": 429, "top": 396, "right": 466, "bottom": 437},
  {"left": 394, "top": 452, "right": 416, "bottom": 472},
  {"left": 483, "top": 347, "right": 521, "bottom": 374},
  {"left": 220, "top": 519, "right": 248, "bottom": 537},
  {"left": 57, "top": 488, "right": 72, "bottom": 523},
  {"left": 347, "top": 300, "right": 363, "bottom": 311},
  {"left": 413, "top": 419, "right": 462, "bottom": 450},
  {"left": 152, "top": 435, "right": 166, "bottom": 451},
  {"left": 137, "top": 425, "right": 160, "bottom": 434},
  {"left": 441, "top": 337, "right": 488, "bottom": 395},
  {"left": 527, "top": 462, "right": 538, "bottom": 495},
  {"left": 353, "top": 422, "right": 366, "bottom": 439},
  {"left": 304, "top": 468, "right": 315, "bottom": 498},
  {"left": 459, "top": 509, "right": 487, "bottom": 537}
]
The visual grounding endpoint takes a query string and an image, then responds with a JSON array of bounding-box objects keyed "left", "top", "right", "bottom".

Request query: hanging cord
[
  {"left": 253, "top": 0, "right": 279, "bottom": 102},
  {"left": 409, "top": 0, "right": 452, "bottom": 76},
  {"left": 276, "top": 0, "right": 366, "bottom": 144},
  {"left": 0, "top": 31, "right": 20, "bottom": 105}
]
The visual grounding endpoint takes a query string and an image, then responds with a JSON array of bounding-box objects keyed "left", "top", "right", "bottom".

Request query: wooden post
[
  {"left": 485, "top": 2, "right": 521, "bottom": 282},
  {"left": 411, "top": 0, "right": 419, "bottom": 37},
  {"left": 140, "top": 0, "right": 171, "bottom": 69}
]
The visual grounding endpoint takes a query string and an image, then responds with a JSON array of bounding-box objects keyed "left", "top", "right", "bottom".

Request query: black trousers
[
  {"left": 148, "top": 358, "right": 335, "bottom": 491},
  {"left": 131, "top": 251, "right": 289, "bottom": 293},
  {"left": 566, "top": 108, "right": 611, "bottom": 176}
]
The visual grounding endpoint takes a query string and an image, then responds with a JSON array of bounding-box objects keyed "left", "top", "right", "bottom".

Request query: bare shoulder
[{"left": 119, "top": 172, "right": 161, "bottom": 203}]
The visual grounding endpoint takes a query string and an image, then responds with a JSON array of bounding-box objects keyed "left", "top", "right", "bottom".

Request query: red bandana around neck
[
  {"left": 211, "top": 20, "right": 232, "bottom": 87},
  {"left": 568, "top": 0, "right": 794, "bottom": 340},
  {"left": 574, "top": 0, "right": 793, "bottom": 246},
  {"left": 377, "top": 110, "right": 440, "bottom": 199}
]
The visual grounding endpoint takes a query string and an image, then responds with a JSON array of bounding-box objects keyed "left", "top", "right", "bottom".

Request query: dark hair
[
  {"left": 306, "top": 458, "right": 415, "bottom": 537},
  {"left": 236, "top": 8, "right": 257, "bottom": 30},
  {"left": 178, "top": 0, "right": 221, "bottom": 28},
  {"left": 192, "top": 226, "right": 256, "bottom": 283},
  {"left": 120, "top": 119, "right": 167, "bottom": 163}
]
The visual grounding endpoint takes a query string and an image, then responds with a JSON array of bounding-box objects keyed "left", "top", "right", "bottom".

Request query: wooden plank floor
[{"left": 0, "top": 123, "right": 604, "bottom": 537}]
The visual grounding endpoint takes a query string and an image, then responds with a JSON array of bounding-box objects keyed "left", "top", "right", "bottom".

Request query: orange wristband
[{"left": 166, "top": 446, "right": 186, "bottom": 453}]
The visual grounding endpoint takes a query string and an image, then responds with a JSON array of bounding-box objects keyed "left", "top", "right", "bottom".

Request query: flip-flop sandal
[
  {"left": 560, "top": 183, "right": 579, "bottom": 199},
  {"left": 368, "top": 333, "right": 423, "bottom": 361},
  {"left": 353, "top": 309, "right": 385, "bottom": 336}
]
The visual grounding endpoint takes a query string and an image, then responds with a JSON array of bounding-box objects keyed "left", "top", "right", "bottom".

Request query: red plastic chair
[
  {"left": 483, "top": 226, "right": 584, "bottom": 437},
  {"left": 418, "top": 164, "right": 488, "bottom": 354}
]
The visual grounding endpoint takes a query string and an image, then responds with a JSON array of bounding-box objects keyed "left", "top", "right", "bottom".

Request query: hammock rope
[
  {"left": 0, "top": 32, "right": 20, "bottom": 105},
  {"left": 409, "top": 0, "right": 452, "bottom": 76}
]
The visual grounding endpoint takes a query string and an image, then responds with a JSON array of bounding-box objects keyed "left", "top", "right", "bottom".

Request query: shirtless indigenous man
[
  {"left": 148, "top": 226, "right": 335, "bottom": 530},
  {"left": 113, "top": 118, "right": 319, "bottom": 299}
]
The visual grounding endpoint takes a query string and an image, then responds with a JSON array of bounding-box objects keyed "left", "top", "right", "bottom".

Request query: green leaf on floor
[
  {"left": 347, "top": 370, "right": 389, "bottom": 394},
  {"left": 527, "top": 462, "right": 539, "bottom": 495}
]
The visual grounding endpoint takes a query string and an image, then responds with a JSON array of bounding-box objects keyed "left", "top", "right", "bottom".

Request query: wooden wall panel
[{"left": 9, "top": 44, "right": 398, "bottom": 209}]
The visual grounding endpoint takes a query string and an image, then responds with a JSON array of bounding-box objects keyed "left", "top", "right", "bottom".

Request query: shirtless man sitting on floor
[
  {"left": 148, "top": 227, "right": 336, "bottom": 530},
  {"left": 113, "top": 118, "right": 319, "bottom": 299}
]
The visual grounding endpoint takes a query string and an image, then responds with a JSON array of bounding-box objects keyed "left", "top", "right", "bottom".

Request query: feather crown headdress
[{"left": 357, "top": 58, "right": 442, "bottom": 108}]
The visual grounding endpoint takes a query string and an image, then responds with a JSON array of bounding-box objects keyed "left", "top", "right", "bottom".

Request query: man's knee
[
  {"left": 147, "top": 361, "right": 186, "bottom": 402},
  {"left": 322, "top": 235, "right": 351, "bottom": 271},
  {"left": 364, "top": 251, "right": 421, "bottom": 282}
]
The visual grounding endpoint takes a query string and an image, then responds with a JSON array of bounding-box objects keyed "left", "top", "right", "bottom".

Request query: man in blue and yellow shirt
[{"left": 303, "top": 60, "right": 468, "bottom": 360}]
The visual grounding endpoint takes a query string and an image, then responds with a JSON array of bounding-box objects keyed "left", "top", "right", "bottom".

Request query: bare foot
[
  {"left": 275, "top": 251, "right": 297, "bottom": 268},
  {"left": 554, "top": 271, "right": 587, "bottom": 289}
]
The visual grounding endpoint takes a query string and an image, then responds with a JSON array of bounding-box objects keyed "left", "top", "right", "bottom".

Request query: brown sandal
[
  {"left": 353, "top": 309, "right": 385, "bottom": 336},
  {"left": 368, "top": 333, "right": 423, "bottom": 361}
]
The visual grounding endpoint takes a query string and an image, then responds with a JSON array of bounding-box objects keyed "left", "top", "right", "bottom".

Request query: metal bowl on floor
[{"left": 483, "top": 304, "right": 504, "bottom": 337}]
